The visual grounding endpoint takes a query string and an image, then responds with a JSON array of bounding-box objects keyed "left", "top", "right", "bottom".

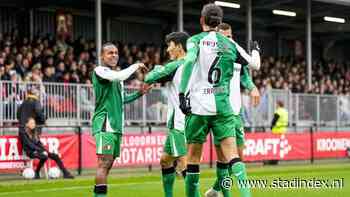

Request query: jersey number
[{"left": 208, "top": 56, "right": 221, "bottom": 84}]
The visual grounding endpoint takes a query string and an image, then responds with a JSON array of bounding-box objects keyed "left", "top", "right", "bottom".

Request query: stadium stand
[
  {"left": 0, "top": 32, "right": 162, "bottom": 85},
  {"left": 253, "top": 57, "right": 350, "bottom": 95},
  {"left": 1, "top": 32, "right": 350, "bottom": 97}
]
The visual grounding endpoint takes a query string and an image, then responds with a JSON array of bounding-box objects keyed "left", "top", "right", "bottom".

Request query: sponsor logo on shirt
[
  {"left": 202, "top": 87, "right": 225, "bottom": 94},
  {"left": 202, "top": 40, "right": 217, "bottom": 47}
]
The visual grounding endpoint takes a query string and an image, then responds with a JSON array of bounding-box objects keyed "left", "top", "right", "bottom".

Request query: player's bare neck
[
  {"left": 202, "top": 25, "right": 217, "bottom": 32},
  {"left": 102, "top": 62, "right": 112, "bottom": 69}
]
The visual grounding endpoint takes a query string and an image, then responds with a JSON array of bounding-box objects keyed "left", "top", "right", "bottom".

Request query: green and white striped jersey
[
  {"left": 91, "top": 64, "right": 142, "bottom": 135},
  {"left": 144, "top": 59, "right": 186, "bottom": 131},
  {"left": 180, "top": 31, "right": 242, "bottom": 115}
]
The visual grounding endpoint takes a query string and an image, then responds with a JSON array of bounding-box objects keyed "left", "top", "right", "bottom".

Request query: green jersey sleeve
[
  {"left": 240, "top": 65, "right": 256, "bottom": 91},
  {"left": 123, "top": 91, "right": 142, "bottom": 104},
  {"left": 144, "top": 60, "right": 181, "bottom": 84},
  {"left": 179, "top": 37, "right": 199, "bottom": 93}
]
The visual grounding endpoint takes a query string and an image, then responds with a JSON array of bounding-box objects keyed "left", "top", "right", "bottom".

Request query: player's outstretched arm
[
  {"left": 240, "top": 65, "right": 255, "bottom": 91},
  {"left": 144, "top": 61, "right": 180, "bottom": 85},
  {"left": 123, "top": 91, "right": 142, "bottom": 104},
  {"left": 249, "top": 40, "right": 261, "bottom": 70},
  {"left": 231, "top": 39, "right": 261, "bottom": 70},
  {"left": 240, "top": 65, "right": 260, "bottom": 106},
  {"left": 123, "top": 83, "right": 153, "bottom": 104},
  {"left": 95, "top": 63, "right": 145, "bottom": 81}
]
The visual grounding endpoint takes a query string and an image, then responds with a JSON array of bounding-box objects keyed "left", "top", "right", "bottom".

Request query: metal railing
[
  {"left": 0, "top": 81, "right": 167, "bottom": 126},
  {"left": 245, "top": 89, "right": 350, "bottom": 127},
  {"left": 1, "top": 81, "right": 350, "bottom": 127}
]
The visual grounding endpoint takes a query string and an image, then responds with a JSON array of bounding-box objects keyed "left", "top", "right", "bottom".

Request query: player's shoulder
[
  {"left": 93, "top": 66, "right": 112, "bottom": 83},
  {"left": 94, "top": 65, "right": 110, "bottom": 73},
  {"left": 217, "top": 33, "right": 236, "bottom": 50},
  {"left": 187, "top": 32, "right": 208, "bottom": 50},
  {"left": 217, "top": 32, "right": 234, "bottom": 44},
  {"left": 188, "top": 32, "right": 207, "bottom": 43}
]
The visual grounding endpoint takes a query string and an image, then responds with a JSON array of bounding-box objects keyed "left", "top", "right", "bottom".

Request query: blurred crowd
[
  {"left": 253, "top": 57, "right": 350, "bottom": 96},
  {"left": 1, "top": 32, "right": 350, "bottom": 126},
  {"left": 1, "top": 32, "right": 350, "bottom": 96},
  {"left": 0, "top": 32, "right": 162, "bottom": 86}
]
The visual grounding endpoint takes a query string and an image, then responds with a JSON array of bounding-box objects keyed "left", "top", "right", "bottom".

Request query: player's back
[{"left": 187, "top": 31, "right": 238, "bottom": 116}]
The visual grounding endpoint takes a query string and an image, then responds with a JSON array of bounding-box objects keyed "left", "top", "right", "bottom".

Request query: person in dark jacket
[
  {"left": 17, "top": 87, "right": 46, "bottom": 129},
  {"left": 19, "top": 117, "right": 74, "bottom": 179}
]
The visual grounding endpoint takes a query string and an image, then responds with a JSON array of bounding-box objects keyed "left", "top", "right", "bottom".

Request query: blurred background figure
[{"left": 18, "top": 117, "right": 74, "bottom": 179}]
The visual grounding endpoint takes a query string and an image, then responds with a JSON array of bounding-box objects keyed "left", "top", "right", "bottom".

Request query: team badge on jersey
[{"left": 103, "top": 145, "right": 112, "bottom": 150}]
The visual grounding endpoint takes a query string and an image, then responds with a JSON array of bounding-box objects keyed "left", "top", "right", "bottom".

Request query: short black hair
[
  {"left": 201, "top": 3, "right": 223, "bottom": 28},
  {"left": 218, "top": 22, "right": 231, "bottom": 31},
  {"left": 165, "top": 32, "right": 190, "bottom": 52}
]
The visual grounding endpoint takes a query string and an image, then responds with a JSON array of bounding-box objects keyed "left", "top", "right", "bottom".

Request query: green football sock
[
  {"left": 230, "top": 158, "right": 251, "bottom": 197},
  {"left": 217, "top": 162, "right": 232, "bottom": 197},
  {"left": 212, "top": 159, "right": 235, "bottom": 191},
  {"left": 162, "top": 167, "right": 176, "bottom": 197},
  {"left": 185, "top": 164, "right": 201, "bottom": 197},
  {"left": 212, "top": 179, "right": 221, "bottom": 192},
  {"left": 94, "top": 184, "right": 107, "bottom": 197}
]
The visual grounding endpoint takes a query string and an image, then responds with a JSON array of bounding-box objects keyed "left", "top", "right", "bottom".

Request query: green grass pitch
[{"left": 0, "top": 163, "right": 349, "bottom": 197}]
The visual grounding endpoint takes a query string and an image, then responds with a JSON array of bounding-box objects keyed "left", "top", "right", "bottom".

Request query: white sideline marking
[
  {"left": 0, "top": 178, "right": 214, "bottom": 195},
  {"left": 0, "top": 181, "right": 157, "bottom": 195}
]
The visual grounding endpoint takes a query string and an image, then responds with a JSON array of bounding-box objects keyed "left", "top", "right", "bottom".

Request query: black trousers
[{"left": 28, "top": 151, "right": 68, "bottom": 174}]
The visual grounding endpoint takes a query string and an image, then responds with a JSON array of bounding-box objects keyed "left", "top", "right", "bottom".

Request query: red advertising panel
[
  {"left": 1, "top": 130, "right": 350, "bottom": 172},
  {"left": 0, "top": 134, "right": 78, "bottom": 170},
  {"left": 82, "top": 132, "right": 166, "bottom": 168},
  {"left": 242, "top": 133, "right": 311, "bottom": 161},
  {"left": 313, "top": 132, "right": 350, "bottom": 159},
  {"left": 0, "top": 136, "right": 27, "bottom": 170}
]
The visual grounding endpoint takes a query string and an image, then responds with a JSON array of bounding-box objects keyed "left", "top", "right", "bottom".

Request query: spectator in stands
[
  {"left": 44, "top": 55, "right": 55, "bottom": 68},
  {"left": 43, "top": 66, "right": 56, "bottom": 82},
  {"left": 1, "top": 29, "right": 350, "bottom": 96},
  {"left": 0, "top": 54, "right": 5, "bottom": 67},
  {"left": 19, "top": 117, "right": 74, "bottom": 179},
  {"left": 1, "top": 59, "right": 15, "bottom": 81},
  {"left": 0, "top": 65, "right": 4, "bottom": 79},
  {"left": 15, "top": 58, "right": 30, "bottom": 79},
  {"left": 55, "top": 61, "right": 66, "bottom": 80}
]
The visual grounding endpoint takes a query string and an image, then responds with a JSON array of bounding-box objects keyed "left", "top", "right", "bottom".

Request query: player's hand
[
  {"left": 136, "top": 63, "right": 149, "bottom": 73},
  {"left": 179, "top": 93, "right": 191, "bottom": 115},
  {"left": 250, "top": 87, "right": 260, "bottom": 107},
  {"left": 140, "top": 83, "right": 153, "bottom": 95},
  {"left": 250, "top": 40, "right": 260, "bottom": 53}
]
